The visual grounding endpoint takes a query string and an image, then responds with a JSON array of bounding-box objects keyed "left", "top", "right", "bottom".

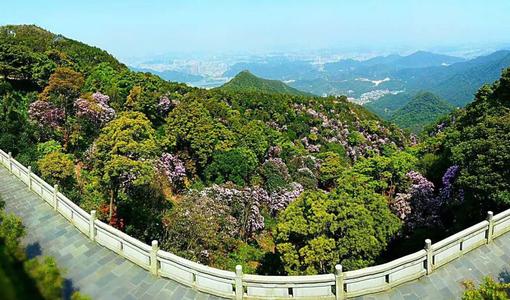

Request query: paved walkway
[
  {"left": 0, "top": 166, "right": 223, "bottom": 300},
  {"left": 1, "top": 165, "right": 510, "bottom": 299},
  {"left": 356, "top": 229, "right": 510, "bottom": 299}
]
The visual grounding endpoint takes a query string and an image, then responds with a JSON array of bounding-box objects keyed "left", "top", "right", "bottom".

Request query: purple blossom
[
  {"left": 159, "top": 153, "right": 186, "bottom": 185},
  {"left": 74, "top": 92, "right": 115, "bottom": 125},
  {"left": 439, "top": 165, "right": 463, "bottom": 202},
  {"left": 201, "top": 185, "right": 269, "bottom": 237},
  {"left": 390, "top": 193, "right": 412, "bottom": 221},
  {"left": 267, "top": 182, "right": 304, "bottom": 214},
  {"left": 28, "top": 100, "right": 64, "bottom": 129},
  {"left": 157, "top": 96, "right": 173, "bottom": 115},
  {"left": 403, "top": 171, "right": 442, "bottom": 229}
]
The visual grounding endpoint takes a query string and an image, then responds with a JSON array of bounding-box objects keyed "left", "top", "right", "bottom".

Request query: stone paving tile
[
  {"left": 0, "top": 167, "right": 216, "bottom": 300},
  {"left": 2, "top": 165, "right": 510, "bottom": 299}
]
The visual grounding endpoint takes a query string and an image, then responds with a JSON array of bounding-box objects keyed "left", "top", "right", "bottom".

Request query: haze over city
[{"left": 2, "top": 0, "right": 510, "bottom": 61}]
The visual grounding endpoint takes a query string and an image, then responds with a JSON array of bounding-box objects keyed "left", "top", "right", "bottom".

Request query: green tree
[
  {"left": 37, "top": 151, "right": 75, "bottom": 189},
  {"left": 92, "top": 111, "right": 158, "bottom": 220},
  {"left": 39, "top": 67, "right": 84, "bottom": 118},
  {"left": 353, "top": 151, "right": 417, "bottom": 196},
  {"left": 38, "top": 67, "right": 84, "bottom": 148},
  {"left": 205, "top": 147, "right": 258, "bottom": 186},
  {"left": 462, "top": 277, "right": 510, "bottom": 300},
  {"left": 161, "top": 193, "right": 236, "bottom": 268},
  {"left": 166, "top": 100, "right": 235, "bottom": 169},
  {"left": 275, "top": 171, "right": 401, "bottom": 274},
  {"left": 24, "top": 257, "right": 63, "bottom": 300},
  {"left": 318, "top": 152, "right": 348, "bottom": 190}
]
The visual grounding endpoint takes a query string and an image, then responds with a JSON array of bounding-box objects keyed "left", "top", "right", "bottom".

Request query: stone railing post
[
  {"left": 487, "top": 211, "right": 494, "bottom": 244},
  {"left": 53, "top": 184, "right": 59, "bottom": 211},
  {"left": 8, "top": 152, "right": 12, "bottom": 172},
  {"left": 235, "top": 265, "right": 243, "bottom": 300},
  {"left": 335, "top": 264, "right": 345, "bottom": 300},
  {"left": 27, "top": 166, "right": 32, "bottom": 190},
  {"left": 150, "top": 240, "right": 159, "bottom": 276},
  {"left": 89, "top": 210, "right": 97, "bottom": 241},
  {"left": 425, "top": 239, "right": 433, "bottom": 275}
]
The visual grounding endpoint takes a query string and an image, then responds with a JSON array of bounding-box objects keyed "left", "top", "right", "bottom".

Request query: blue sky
[{"left": 2, "top": 0, "right": 510, "bottom": 59}]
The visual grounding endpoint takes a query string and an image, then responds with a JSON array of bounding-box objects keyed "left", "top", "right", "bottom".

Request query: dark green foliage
[
  {"left": 420, "top": 68, "right": 510, "bottom": 230},
  {"left": 0, "top": 25, "right": 125, "bottom": 77},
  {"left": 205, "top": 147, "right": 258, "bottom": 186},
  {"left": 446, "top": 71, "right": 510, "bottom": 207},
  {"left": 390, "top": 92, "right": 454, "bottom": 133},
  {"left": 260, "top": 158, "right": 291, "bottom": 192},
  {"left": 219, "top": 70, "right": 313, "bottom": 96}
]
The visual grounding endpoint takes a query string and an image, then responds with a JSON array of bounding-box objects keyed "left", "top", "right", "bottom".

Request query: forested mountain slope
[
  {"left": 219, "top": 70, "right": 313, "bottom": 96},
  {"left": 390, "top": 92, "right": 454, "bottom": 133}
]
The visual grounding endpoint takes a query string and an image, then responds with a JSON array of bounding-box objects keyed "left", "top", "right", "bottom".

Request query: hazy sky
[{"left": 2, "top": 0, "right": 510, "bottom": 60}]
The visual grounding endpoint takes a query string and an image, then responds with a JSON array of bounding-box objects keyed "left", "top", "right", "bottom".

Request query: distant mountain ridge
[
  {"left": 220, "top": 50, "right": 510, "bottom": 108},
  {"left": 130, "top": 66, "right": 204, "bottom": 83},
  {"left": 218, "top": 70, "right": 314, "bottom": 96}
]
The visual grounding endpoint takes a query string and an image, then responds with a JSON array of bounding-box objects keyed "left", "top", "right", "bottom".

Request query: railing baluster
[
  {"left": 150, "top": 240, "right": 159, "bottom": 276},
  {"left": 235, "top": 265, "right": 243, "bottom": 300},
  {"left": 335, "top": 264, "right": 344, "bottom": 300},
  {"left": 487, "top": 211, "right": 494, "bottom": 243},
  {"left": 425, "top": 239, "right": 433, "bottom": 275}
]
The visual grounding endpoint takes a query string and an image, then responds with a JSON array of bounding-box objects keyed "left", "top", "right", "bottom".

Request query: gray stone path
[
  {"left": 1, "top": 164, "right": 510, "bottom": 299},
  {"left": 0, "top": 166, "right": 224, "bottom": 300},
  {"left": 356, "top": 227, "right": 510, "bottom": 299}
]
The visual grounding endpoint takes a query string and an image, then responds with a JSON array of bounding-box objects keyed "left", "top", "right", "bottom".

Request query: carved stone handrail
[{"left": 1, "top": 148, "right": 509, "bottom": 299}]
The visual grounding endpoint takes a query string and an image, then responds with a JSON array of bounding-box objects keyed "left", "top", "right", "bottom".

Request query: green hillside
[
  {"left": 390, "top": 92, "right": 454, "bottom": 133},
  {"left": 219, "top": 70, "right": 314, "bottom": 96},
  {"left": 365, "top": 93, "right": 413, "bottom": 119},
  {"left": 0, "top": 24, "right": 126, "bottom": 89}
]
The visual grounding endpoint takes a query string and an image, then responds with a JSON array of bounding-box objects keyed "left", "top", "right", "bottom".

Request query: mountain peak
[{"left": 219, "top": 70, "right": 313, "bottom": 96}]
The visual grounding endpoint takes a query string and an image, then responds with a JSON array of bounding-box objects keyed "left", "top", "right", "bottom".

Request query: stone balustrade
[{"left": 1, "top": 148, "right": 509, "bottom": 299}]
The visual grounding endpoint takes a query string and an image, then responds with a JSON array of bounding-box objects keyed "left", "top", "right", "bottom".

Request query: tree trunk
[{"left": 109, "top": 189, "right": 114, "bottom": 221}]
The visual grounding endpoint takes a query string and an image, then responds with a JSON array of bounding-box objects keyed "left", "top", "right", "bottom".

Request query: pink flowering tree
[
  {"left": 28, "top": 100, "right": 65, "bottom": 130},
  {"left": 74, "top": 92, "right": 115, "bottom": 126}
]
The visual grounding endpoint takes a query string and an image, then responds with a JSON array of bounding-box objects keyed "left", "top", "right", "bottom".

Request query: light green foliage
[
  {"left": 0, "top": 209, "right": 25, "bottom": 260},
  {"left": 36, "top": 140, "right": 62, "bottom": 157},
  {"left": 83, "top": 62, "right": 119, "bottom": 94},
  {"left": 276, "top": 171, "right": 401, "bottom": 274},
  {"left": 24, "top": 257, "right": 63, "bottom": 300},
  {"left": 93, "top": 111, "right": 159, "bottom": 219},
  {"left": 37, "top": 151, "right": 74, "bottom": 187},
  {"left": 238, "top": 120, "right": 271, "bottom": 159},
  {"left": 347, "top": 131, "right": 366, "bottom": 146},
  {"left": 318, "top": 152, "right": 348, "bottom": 190},
  {"left": 205, "top": 147, "right": 258, "bottom": 186},
  {"left": 353, "top": 151, "right": 418, "bottom": 196},
  {"left": 462, "top": 277, "right": 510, "bottom": 300},
  {"left": 71, "top": 292, "right": 92, "bottom": 300}
]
